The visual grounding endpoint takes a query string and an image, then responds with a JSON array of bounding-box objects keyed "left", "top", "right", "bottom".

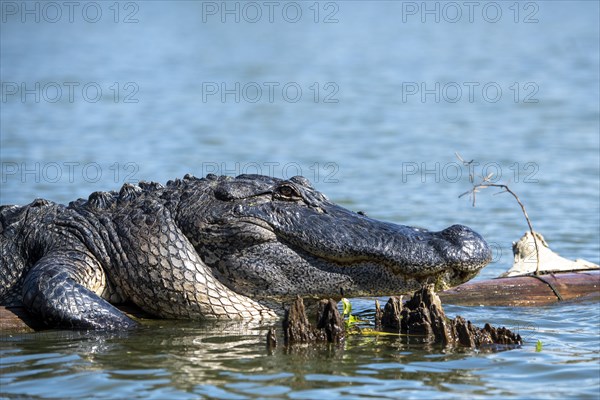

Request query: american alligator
[{"left": 0, "top": 174, "right": 492, "bottom": 330}]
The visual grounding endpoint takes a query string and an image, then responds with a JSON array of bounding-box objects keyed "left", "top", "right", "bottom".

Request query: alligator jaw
[
  {"left": 219, "top": 206, "right": 491, "bottom": 299},
  {"left": 177, "top": 174, "right": 491, "bottom": 313}
]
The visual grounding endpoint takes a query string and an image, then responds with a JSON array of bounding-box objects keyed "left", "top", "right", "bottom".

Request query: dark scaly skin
[{"left": 0, "top": 174, "right": 492, "bottom": 330}]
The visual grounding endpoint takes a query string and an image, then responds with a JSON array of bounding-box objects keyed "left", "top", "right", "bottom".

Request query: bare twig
[{"left": 456, "top": 153, "right": 540, "bottom": 275}]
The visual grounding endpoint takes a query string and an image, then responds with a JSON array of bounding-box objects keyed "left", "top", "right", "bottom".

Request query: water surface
[{"left": 1, "top": 1, "right": 599, "bottom": 398}]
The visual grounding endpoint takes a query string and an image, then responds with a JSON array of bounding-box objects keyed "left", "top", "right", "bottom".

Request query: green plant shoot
[
  {"left": 536, "top": 340, "right": 543, "bottom": 352},
  {"left": 341, "top": 298, "right": 361, "bottom": 328}
]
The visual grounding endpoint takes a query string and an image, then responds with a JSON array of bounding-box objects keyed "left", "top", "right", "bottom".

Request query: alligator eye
[{"left": 275, "top": 184, "right": 301, "bottom": 200}]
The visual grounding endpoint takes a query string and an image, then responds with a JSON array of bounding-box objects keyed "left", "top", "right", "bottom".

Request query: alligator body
[{"left": 0, "top": 174, "right": 492, "bottom": 330}]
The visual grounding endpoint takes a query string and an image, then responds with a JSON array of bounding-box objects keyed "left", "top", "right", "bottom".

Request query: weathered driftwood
[
  {"left": 379, "top": 286, "right": 522, "bottom": 347},
  {"left": 438, "top": 270, "right": 599, "bottom": 306},
  {"left": 282, "top": 297, "right": 345, "bottom": 345},
  {"left": 505, "top": 231, "right": 599, "bottom": 277}
]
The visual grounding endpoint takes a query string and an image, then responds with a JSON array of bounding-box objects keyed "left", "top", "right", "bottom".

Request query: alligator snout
[
  {"left": 437, "top": 224, "right": 493, "bottom": 270},
  {"left": 273, "top": 200, "right": 491, "bottom": 278},
  {"left": 370, "top": 222, "right": 491, "bottom": 276}
]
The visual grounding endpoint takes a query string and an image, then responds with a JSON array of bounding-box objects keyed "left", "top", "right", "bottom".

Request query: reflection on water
[
  {"left": 0, "top": 321, "right": 486, "bottom": 399},
  {"left": 2, "top": 301, "right": 599, "bottom": 399},
  {"left": 1, "top": 0, "right": 598, "bottom": 398}
]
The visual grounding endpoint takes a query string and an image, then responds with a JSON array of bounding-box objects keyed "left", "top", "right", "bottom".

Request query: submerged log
[
  {"left": 0, "top": 304, "right": 152, "bottom": 334},
  {"left": 0, "top": 306, "right": 46, "bottom": 333},
  {"left": 1, "top": 271, "right": 598, "bottom": 333},
  {"left": 439, "top": 270, "right": 600, "bottom": 306}
]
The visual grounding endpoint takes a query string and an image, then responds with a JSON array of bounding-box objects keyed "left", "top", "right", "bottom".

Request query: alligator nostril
[
  {"left": 436, "top": 224, "right": 492, "bottom": 269},
  {"left": 440, "top": 224, "right": 477, "bottom": 244}
]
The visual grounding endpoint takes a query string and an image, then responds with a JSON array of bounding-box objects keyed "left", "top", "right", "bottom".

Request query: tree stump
[
  {"left": 282, "top": 297, "right": 345, "bottom": 345},
  {"left": 315, "top": 299, "right": 345, "bottom": 344},
  {"left": 266, "top": 327, "right": 277, "bottom": 351},
  {"left": 382, "top": 285, "right": 522, "bottom": 348},
  {"left": 381, "top": 296, "right": 403, "bottom": 331}
]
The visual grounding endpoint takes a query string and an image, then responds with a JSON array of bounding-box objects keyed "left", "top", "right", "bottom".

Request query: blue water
[{"left": 1, "top": 1, "right": 599, "bottom": 399}]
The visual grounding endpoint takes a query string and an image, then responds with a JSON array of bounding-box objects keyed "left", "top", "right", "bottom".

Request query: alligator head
[{"left": 175, "top": 174, "right": 491, "bottom": 306}]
